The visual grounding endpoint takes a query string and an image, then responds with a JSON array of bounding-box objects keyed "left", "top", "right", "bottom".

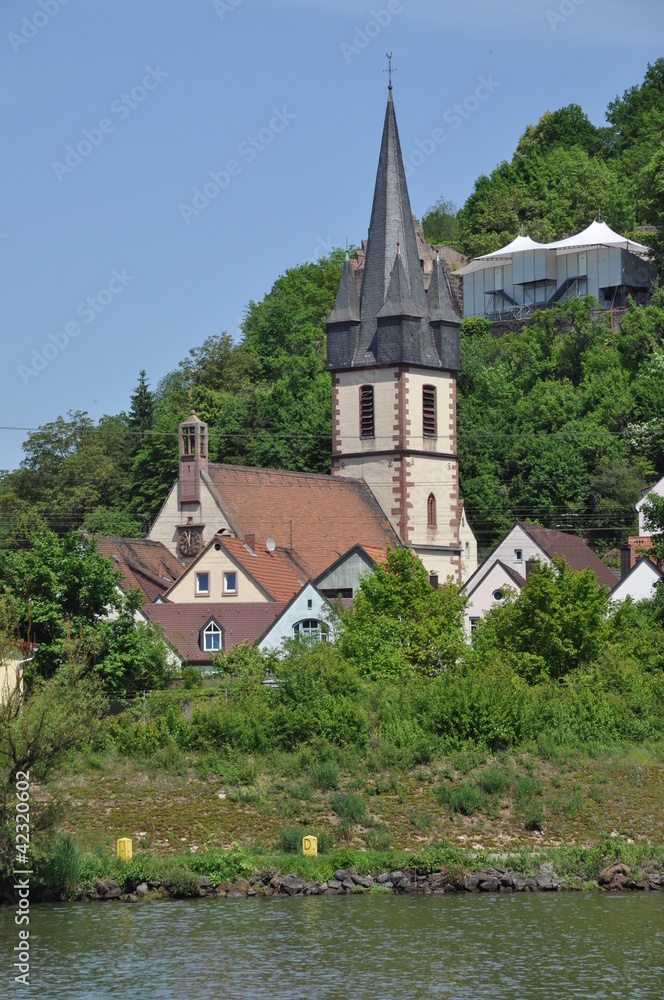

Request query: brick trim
[{"left": 330, "top": 374, "right": 342, "bottom": 468}]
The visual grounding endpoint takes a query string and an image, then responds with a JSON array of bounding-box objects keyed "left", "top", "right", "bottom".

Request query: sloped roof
[
  {"left": 611, "top": 554, "right": 663, "bottom": 597},
  {"left": 455, "top": 234, "right": 548, "bottom": 275},
  {"left": 215, "top": 536, "right": 304, "bottom": 601},
  {"left": 95, "top": 537, "right": 183, "bottom": 602},
  {"left": 494, "top": 560, "right": 526, "bottom": 589},
  {"left": 517, "top": 523, "right": 617, "bottom": 588},
  {"left": 205, "top": 464, "right": 400, "bottom": 580},
  {"left": 143, "top": 602, "right": 287, "bottom": 664}
]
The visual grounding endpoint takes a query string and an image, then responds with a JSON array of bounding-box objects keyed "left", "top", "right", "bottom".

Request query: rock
[
  {"left": 103, "top": 888, "right": 122, "bottom": 900},
  {"left": 342, "top": 878, "right": 355, "bottom": 890},
  {"left": 263, "top": 886, "right": 273, "bottom": 897},
  {"left": 135, "top": 883, "right": 149, "bottom": 898},
  {"left": 513, "top": 878, "right": 537, "bottom": 892},
  {"left": 351, "top": 874, "right": 373, "bottom": 888},
  {"left": 198, "top": 876, "right": 212, "bottom": 890},
  {"left": 334, "top": 869, "right": 350, "bottom": 882},
  {"left": 443, "top": 884, "right": 457, "bottom": 893},
  {"left": 269, "top": 876, "right": 281, "bottom": 889},
  {"left": 281, "top": 876, "right": 305, "bottom": 895},
  {"left": 598, "top": 863, "right": 631, "bottom": 888},
  {"left": 121, "top": 893, "right": 139, "bottom": 902},
  {"left": 376, "top": 872, "right": 391, "bottom": 884},
  {"left": 226, "top": 891, "right": 244, "bottom": 899},
  {"left": 327, "top": 878, "right": 342, "bottom": 889},
  {"left": 391, "top": 871, "right": 404, "bottom": 880},
  {"left": 478, "top": 877, "right": 500, "bottom": 892},
  {"left": 464, "top": 873, "right": 483, "bottom": 891},
  {"left": 246, "top": 887, "right": 257, "bottom": 896}
]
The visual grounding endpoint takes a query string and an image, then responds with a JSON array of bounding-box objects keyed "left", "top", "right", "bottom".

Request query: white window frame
[
  {"left": 203, "top": 621, "right": 222, "bottom": 652},
  {"left": 292, "top": 619, "right": 327, "bottom": 642},
  {"left": 514, "top": 549, "right": 523, "bottom": 563},
  {"left": 195, "top": 571, "right": 210, "bottom": 596},
  {"left": 223, "top": 571, "right": 238, "bottom": 596}
]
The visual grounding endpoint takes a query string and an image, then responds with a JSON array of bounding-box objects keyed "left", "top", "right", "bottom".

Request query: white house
[
  {"left": 257, "top": 582, "right": 340, "bottom": 655},
  {"left": 462, "top": 522, "right": 617, "bottom": 635},
  {"left": 611, "top": 556, "right": 663, "bottom": 605},
  {"left": 636, "top": 475, "right": 664, "bottom": 536}
]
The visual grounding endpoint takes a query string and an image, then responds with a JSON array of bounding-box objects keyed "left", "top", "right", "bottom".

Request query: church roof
[
  {"left": 327, "top": 89, "right": 456, "bottom": 370},
  {"left": 205, "top": 463, "right": 400, "bottom": 580},
  {"left": 427, "top": 255, "right": 460, "bottom": 324},
  {"left": 327, "top": 255, "right": 361, "bottom": 324}
]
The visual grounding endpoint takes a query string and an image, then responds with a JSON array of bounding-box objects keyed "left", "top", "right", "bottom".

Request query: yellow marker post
[
  {"left": 302, "top": 835, "right": 317, "bottom": 857},
  {"left": 116, "top": 837, "right": 133, "bottom": 862}
]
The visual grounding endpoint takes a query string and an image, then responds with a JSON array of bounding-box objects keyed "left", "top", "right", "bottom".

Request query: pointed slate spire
[
  {"left": 359, "top": 91, "right": 428, "bottom": 327},
  {"left": 427, "top": 255, "right": 459, "bottom": 324},
  {"left": 327, "top": 254, "right": 360, "bottom": 324},
  {"left": 376, "top": 249, "right": 422, "bottom": 319}
]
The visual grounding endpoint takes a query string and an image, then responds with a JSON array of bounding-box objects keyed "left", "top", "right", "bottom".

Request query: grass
[{"left": 49, "top": 743, "right": 664, "bottom": 859}]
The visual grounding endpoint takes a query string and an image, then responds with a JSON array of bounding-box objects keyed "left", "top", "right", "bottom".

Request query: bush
[
  {"left": 438, "top": 781, "right": 485, "bottom": 816},
  {"left": 310, "top": 760, "right": 339, "bottom": 791},
  {"left": 181, "top": 668, "right": 203, "bottom": 689},
  {"left": 478, "top": 764, "right": 514, "bottom": 795},
  {"left": 514, "top": 776, "right": 542, "bottom": 806},
  {"left": 329, "top": 792, "right": 367, "bottom": 824},
  {"left": 35, "top": 835, "right": 83, "bottom": 899},
  {"left": 277, "top": 827, "right": 304, "bottom": 854}
]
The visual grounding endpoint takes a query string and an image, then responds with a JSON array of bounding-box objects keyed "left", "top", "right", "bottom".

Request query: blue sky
[{"left": 1, "top": 0, "right": 663, "bottom": 471}]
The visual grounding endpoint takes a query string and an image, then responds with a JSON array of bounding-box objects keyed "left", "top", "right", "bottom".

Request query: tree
[
  {"left": 0, "top": 659, "right": 107, "bottom": 895},
  {"left": 0, "top": 526, "right": 172, "bottom": 694},
  {"left": 421, "top": 198, "right": 460, "bottom": 248},
  {"left": 472, "top": 556, "right": 611, "bottom": 683},
  {"left": 127, "top": 369, "right": 155, "bottom": 454},
  {"left": 338, "top": 546, "right": 466, "bottom": 680},
  {"left": 642, "top": 493, "right": 664, "bottom": 561}
]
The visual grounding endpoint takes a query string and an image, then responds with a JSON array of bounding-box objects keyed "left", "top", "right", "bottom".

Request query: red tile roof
[
  {"left": 517, "top": 523, "right": 617, "bottom": 589},
  {"left": 95, "top": 537, "right": 183, "bottom": 602},
  {"left": 215, "top": 536, "right": 303, "bottom": 601},
  {"left": 206, "top": 464, "right": 399, "bottom": 580},
  {"left": 142, "top": 602, "right": 287, "bottom": 664}
]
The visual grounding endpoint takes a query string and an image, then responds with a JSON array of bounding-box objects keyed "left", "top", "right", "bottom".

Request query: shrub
[
  {"left": 438, "top": 781, "right": 485, "bottom": 816},
  {"left": 478, "top": 764, "right": 513, "bottom": 795},
  {"left": 514, "top": 776, "right": 543, "bottom": 806},
  {"left": 277, "top": 827, "right": 304, "bottom": 854},
  {"left": 329, "top": 792, "right": 367, "bottom": 824},
  {"left": 310, "top": 760, "right": 339, "bottom": 791},
  {"left": 181, "top": 668, "right": 203, "bottom": 689},
  {"left": 35, "top": 835, "right": 83, "bottom": 899}
]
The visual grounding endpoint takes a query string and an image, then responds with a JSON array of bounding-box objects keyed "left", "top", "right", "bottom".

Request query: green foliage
[
  {"left": 310, "top": 760, "right": 339, "bottom": 791},
  {"left": 181, "top": 668, "right": 203, "bottom": 689},
  {"left": 438, "top": 780, "right": 485, "bottom": 816},
  {"left": 338, "top": 546, "right": 466, "bottom": 679},
  {"left": 421, "top": 197, "right": 460, "bottom": 248},
  {"left": 472, "top": 557, "right": 611, "bottom": 682},
  {"left": 329, "top": 791, "right": 367, "bottom": 824}
]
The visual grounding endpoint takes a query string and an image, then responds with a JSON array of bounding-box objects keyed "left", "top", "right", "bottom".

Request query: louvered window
[
  {"left": 423, "top": 385, "right": 436, "bottom": 437},
  {"left": 360, "top": 385, "right": 374, "bottom": 438}
]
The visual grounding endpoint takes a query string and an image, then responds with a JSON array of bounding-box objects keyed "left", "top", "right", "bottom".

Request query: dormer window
[
  {"left": 200, "top": 618, "right": 223, "bottom": 652},
  {"left": 293, "top": 619, "right": 327, "bottom": 642}
]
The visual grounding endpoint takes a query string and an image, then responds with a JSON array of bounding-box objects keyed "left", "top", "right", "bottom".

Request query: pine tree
[{"left": 127, "top": 370, "right": 154, "bottom": 454}]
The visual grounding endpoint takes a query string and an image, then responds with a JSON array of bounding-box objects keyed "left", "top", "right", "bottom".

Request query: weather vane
[{"left": 384, "top": 52, "right": 396, "bottom": 90}]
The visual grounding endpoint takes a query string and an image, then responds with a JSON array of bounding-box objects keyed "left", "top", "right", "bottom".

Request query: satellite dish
[{"left": 266, "top": 538, "right": 276, "bottom": 553}]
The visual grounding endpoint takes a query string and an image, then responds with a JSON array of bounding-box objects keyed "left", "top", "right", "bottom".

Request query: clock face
[{"left": 178, "top": 528, "right": 201, "bottom": 557}]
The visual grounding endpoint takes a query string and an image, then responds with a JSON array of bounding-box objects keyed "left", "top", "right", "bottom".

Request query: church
[{"left": 146, "top": 82, "right": 478, "bottom": 596}]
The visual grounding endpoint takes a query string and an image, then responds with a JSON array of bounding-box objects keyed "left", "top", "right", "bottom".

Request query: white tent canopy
[
  {"left": 455, "top": 221, "right": 651, "bottom": 275},
  {"left": 455, "top": 235, "right": 547, "bottom": 275},
  {"left": 547, "top": 220, "right": 651, "bottom": 258}
]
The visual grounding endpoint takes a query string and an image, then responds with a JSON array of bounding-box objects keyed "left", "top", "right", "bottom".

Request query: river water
[{"left": 1, "top": 892, "right": 662, "bottom": 999}]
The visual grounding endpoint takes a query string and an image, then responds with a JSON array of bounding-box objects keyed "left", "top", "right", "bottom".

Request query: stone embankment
[{"left": 78, "top": 861, "right": 663, "bottom": 902}]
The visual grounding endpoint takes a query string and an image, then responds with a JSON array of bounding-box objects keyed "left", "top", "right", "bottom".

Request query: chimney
[{"left": 244, "top": 533, "right": 255, "bottom": 552}]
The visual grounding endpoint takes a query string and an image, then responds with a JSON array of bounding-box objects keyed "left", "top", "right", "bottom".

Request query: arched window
[
  {"left": 360, "top": 385, "right": 374, "bottom": 438},
  {"left": 427, "top": 493, "right": 437, "bottom": 528},
  {"left": 422, "top": 385, "right": 436, "bottom": 437},
  {"left": 292, "top": 619, "right": 328, "bottom": 642}
]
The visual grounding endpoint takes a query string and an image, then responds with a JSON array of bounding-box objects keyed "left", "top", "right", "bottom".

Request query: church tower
[{"left": 326, "top": 83, "right": 476, "bottom": 583}]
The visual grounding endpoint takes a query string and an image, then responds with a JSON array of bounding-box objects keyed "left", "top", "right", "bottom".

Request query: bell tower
[
  {"left": 326, "top": 83, "right": 476, "bottom": 583},
  {"left": 176, "top": 410, "right": 208, "bottom": 559}
]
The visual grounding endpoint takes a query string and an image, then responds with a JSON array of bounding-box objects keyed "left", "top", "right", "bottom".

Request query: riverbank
[{"left": 26, "top": 839, "right": 664, "bottom": 903}]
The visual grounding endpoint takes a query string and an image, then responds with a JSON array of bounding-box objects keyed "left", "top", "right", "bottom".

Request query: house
[
  {"left": 141, "top": 602, "right": 289, "bottom": 667},
  {"left": 313, "top": 543, "right": 385, "bottom": 599},
  {"left": 462, "top": 522, "right": 617, "bottom": 635},
  {"left": 625, "top": 475, "right": 664, "bottom": 572},
  {"left": 611, "top": 556, "right": 664, "bottom": 605},
  {"left": 456, "top": 219, "right": 655, "bottom": 320},
  {"left": 257, "top": 581, "right": 340, "bottom": 654},
  {"left": 147, "top": 81, "right": 478, "bottom": 586},
  {"left": 95, "top": 536, "right": 183, "bottom": 603},
  {"left": 162, "top": 532, "right": 303, "bottom": 605}
]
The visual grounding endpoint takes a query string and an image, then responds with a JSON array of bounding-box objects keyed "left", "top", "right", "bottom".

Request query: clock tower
[{"left": 176, "top": 410, "right": 208, "bottom": 559}]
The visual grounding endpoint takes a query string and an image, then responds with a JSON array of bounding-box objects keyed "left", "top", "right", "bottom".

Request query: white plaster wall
[
  {"left": 258, "top": 585, "right": 338, "bottom": 654},
  {"left": 148, "top": 479, "right": 232, "bottom": 556},
  {"left": 408, "top": 454, "right": 458, "bottom": 547},
  {"left": 459, "top": 506, "right": 478, "bottom": 582},
  {"left": 469, "top": 525, "right": 546, "bottom": 589},
  {"left": 406, "top": 369, "right": 455, "bottom": 453},
  {"left": 610, "top": 561, "right": 662, "bottom": 604},
  {"left": 166, "top": 548, "right": 268, "bottom": 603},
  {"left": 636, "top": 476, "right": 664, "bottom": 535},
  {"left": 464, "top": 562, "right": 522, "bottom": 636}
]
